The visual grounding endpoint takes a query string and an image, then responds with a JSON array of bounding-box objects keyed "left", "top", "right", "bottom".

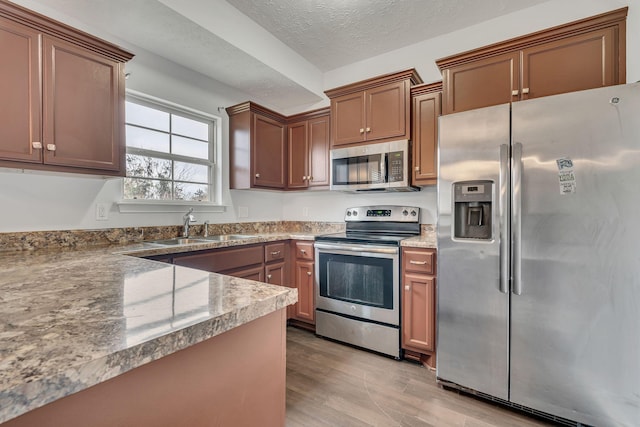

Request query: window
[{"left": 123, "top": 93, "right": 218, "bottom": 203}]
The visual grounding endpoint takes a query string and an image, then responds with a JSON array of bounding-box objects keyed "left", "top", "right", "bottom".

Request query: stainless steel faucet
[
  {"left": 203, "top": 220, "right": 209, "bottom": 237},
  {"left": 183, "top": 208, "right": 196, "bottom": 238}
]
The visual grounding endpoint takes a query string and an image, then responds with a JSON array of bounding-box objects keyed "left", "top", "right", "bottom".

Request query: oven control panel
[{"left": 344, "top": 205, "right": 420, "bottom": 222}]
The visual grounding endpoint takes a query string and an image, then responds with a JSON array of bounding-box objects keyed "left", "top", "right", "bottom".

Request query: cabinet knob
[
  {"left": 511, "top": 90, "right": 519, "bottom": 97},
  {"left": 307, "top": 271, "right": 312, "bottom": 276},
  {"left": 270, "top": 251, "right": 281, "bottom": 256},
  {"left": 414, "top": 166, "right": 420, "bottom": 171},
  {"left": 365, "top": 127, "right": 371, "bottom": 133},
  {"left": 267, "top": 274, "right": 272, "bottom": 280},
  {"left": 46, "top": 144, "right": 56, "bottom": 151},
  {"left": 359, "top": 128, "right": 365, "bottom": 134},
  {"left": 309, "top": 176, "right": 313, "bottom": 181},
  {"left": 32, "top": 141, "right": 43, "bottom": 149},
  {"left": 522, "top": 87, "right": 530, "bottom": 95},
  {"left": 300, "top": 249, "right": 306, "bottom": 254},
  {"left": 255, "top": 173, "right": 260, "bottom": 178},
  {"left": 405, "top": 285, "right": 411, "bottom": 291}
]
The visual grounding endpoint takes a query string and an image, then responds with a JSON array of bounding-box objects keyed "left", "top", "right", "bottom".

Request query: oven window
[{"left": 318, "top": 253, "right": 393, "bottom": 309}]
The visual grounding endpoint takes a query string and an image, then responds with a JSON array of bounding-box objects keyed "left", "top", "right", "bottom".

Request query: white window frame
[{"left": 118, "top": 90, "right": 224, "bottom": 214}]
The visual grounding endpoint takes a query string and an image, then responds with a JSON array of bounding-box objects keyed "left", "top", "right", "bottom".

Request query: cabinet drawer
[
  {"left": 403, "top": 249, "right": 435, "bottom": 274},
  {"left": 295, "top": 241, "right": 314, "bottom": 261},
  {"left": 265, "top": 242, "right": 286, "bottom": 263}
]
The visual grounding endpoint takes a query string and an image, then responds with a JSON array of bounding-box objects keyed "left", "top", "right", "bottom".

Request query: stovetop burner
[{"left": 316, "top": 205, "right": 421, "bottom": 246}]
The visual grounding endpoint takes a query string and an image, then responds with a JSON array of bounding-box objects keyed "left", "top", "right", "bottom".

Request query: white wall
[{"left": 1, "top": 0, "right": 637, "bottom": 232}]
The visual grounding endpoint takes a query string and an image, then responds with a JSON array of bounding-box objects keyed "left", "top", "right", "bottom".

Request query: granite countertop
[
  {"left": 0, "top": 229, "right": 434, "bottom": 423},
  {"left": 0, "top": 236, "right": 301, "bottom": 424}
]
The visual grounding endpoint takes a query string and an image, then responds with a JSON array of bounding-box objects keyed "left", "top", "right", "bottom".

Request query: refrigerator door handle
[
  {"left": 512, "top": 142, "right": 523, "bottom": 295},
  {"left": 499, "top": 143, "right": 510, "bottom": 294}
]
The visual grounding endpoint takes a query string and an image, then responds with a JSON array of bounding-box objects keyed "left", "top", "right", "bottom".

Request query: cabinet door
[
  {"left": 412, "top": 91, "right": 441, "bottom": 186},
  {"left": 442, "top": 51, "right": 520, "bottom": 115},
  {"left": 227, "top": 265, "right": 264, "bottom": 282},
  {"left": 522, "top": 27, "right": 620, "bottom": 100},
  {"left": 287, "top": 120, "right": 308, "bottom": 189},
  {"left": 331, "top": 91, "right": 366, "bottom": 146},
  {"left": 42, "top": 36, "right": 122, "bottom": 171},
  {"left": 293, "top": 260, "right": 315, "bottom": 323},
  {"left": 308, "top": 115, "right": 330, "bottom": 187},
  {"left": 402, "top": 273, "right": 436, "bottom": 353},
  {"left": 0, "top": 17, "right": 41, "bottom": 163},
  {"left": 366, "top": 81, "right": 406, "bottom": 141},
  {"left": 265, "top": 261, "right": 286, "bottom": 286},
  {"left": 252, "top": 113, "right": 286, "bottom": 188}
]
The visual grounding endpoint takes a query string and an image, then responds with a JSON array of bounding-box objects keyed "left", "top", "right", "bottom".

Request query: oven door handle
[{"left": 314, "top": 242, "right": 399, "bottom": 255}]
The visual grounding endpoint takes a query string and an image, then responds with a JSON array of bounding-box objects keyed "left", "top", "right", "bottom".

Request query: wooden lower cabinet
[
  {"left": 401, "top": 247, "right": 437, "bottom": 368},
  {"left": 290, "top": 241, "right": 315, "bottom": 326}
]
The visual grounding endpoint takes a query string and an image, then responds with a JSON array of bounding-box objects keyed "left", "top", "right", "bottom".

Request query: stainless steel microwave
[{"left": 329, "top": 140, "right": 418, "bottom": 192}]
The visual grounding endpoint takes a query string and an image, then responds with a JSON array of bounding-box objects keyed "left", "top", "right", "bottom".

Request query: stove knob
[
  {"left": 346, "top": 211, "right": 352, "bottom": 216},
  {"left": 350, "top": 305, "right": 357, "bottom": 312},
  {"left": 353, "top": 211, "right": 358, "bottom": 216},
  {"left": 411, "top": 210, "right": 417, "bottom": 217},
  {"left": 402, "top": 210, "right": 409, "bottom": 216}
]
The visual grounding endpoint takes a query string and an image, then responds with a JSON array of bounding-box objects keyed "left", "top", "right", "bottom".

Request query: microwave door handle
[{"left": 381, "top": 153, "right": 387, "bottom": 183}]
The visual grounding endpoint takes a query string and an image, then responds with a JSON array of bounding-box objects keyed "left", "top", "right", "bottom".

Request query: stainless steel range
[{"left": 314, "top": 205, "right": 420, "bottom": 358}]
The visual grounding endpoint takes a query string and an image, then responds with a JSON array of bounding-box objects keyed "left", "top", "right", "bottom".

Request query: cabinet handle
[
  {"left": 46, "top": 144, "right": 56, "bottom": 151},
  {"left": 270, "top": 251, "right": 281, "bottom": 256},
  {"left": 307, "top": 271, "right": 312, "bottom": 276},
  {"left": 32, "top": 141, "right": 43, "bottom": 149},
  {"left": 255, "top": 173, "right": 260, "bottom": 178},
  {"left": 359, "top": 128, "right": 365, "bottom": 134},
  {"left": 267, "top": 274, "right": 272, "bottom": 280},
  {"left": 522, "top": 88, "right": 530, "bottom": 94},
  {"left": 300, "top": 249, "right": 306, "bottom": 254},
  {"left": 309, "top": 176, "right": 313, "bottom": 181},
  {"left": 405, "top": 285, "right": 411, "bottom": 291},
  {"left": 409, "top": 260, "right": 428, "bottom": 265},
  {"left": 366, "top": 127, "right": 371, "bottom": 133},
  {"left": 511, "top": 90, "right": 519, "bottom": 97}
]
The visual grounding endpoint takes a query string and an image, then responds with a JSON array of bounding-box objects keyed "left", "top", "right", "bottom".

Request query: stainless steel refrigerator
[{"left": 436, "top": 83, "right": 640, "bottom": 426}]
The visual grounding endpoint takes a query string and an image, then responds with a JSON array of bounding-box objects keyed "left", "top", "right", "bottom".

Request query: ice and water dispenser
[{"left": 453, "top": 181, "right": 493, "bottom": 240}]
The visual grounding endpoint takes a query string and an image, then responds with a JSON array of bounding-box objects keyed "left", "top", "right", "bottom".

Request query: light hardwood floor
[{"left": 286, "top": 327, "right": 553, "bottom": 427}]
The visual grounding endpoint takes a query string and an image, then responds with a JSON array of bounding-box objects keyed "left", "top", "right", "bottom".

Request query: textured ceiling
[
  {"left": 16, "top": 0, "right": 549, "bottom": 110},
  {"left": 225, "top": 0, "right": 549, "bottom": 71}
]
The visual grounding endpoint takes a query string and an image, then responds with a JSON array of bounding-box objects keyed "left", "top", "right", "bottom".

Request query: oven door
[{"left": 314, "top": 242, "right": 399, "bottom": 326}]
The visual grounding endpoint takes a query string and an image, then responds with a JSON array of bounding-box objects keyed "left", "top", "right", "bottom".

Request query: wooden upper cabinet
[
  {"left": 411, "top": 82, "right": 442, "bottom": 186},
  {"left": 0, "top": 16, "right": 41, "bottom": 164},
  {"left": 43, "top": 36, "right": 121, "bottom": 171},
  {"left": 521, "top": 27, "right": 619, "bottom": 100},
  {"left": 287, "top": 121, "right": 308, "bottom": 189},
  {"left": 442, "top": 52, "right": 519, "bottom": 115},
  {"left": 253, "top": 113, "right": 286, "bottom": 188},
  {"left": 287, "top": 108, "right": 330, "bottom": 190},
  {"left": 437, "top": 7, "right": 627, "bottom": 115},
  {"left": 0, "top": 1, "right": 133, "bottom": 175},
  {"left": 326, "top": 69, "right": 422, "bottom": 147},
  {"left": 227, "top": 102, "right": 287, "bottom": 190}
]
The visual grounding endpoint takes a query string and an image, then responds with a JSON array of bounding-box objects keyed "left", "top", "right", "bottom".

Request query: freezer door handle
[
  {"left": 512, "top": 142, "right": 523, "bottom": 295},
  {"left": 499, "top": 144, "right": 510, "bottom": 294}
]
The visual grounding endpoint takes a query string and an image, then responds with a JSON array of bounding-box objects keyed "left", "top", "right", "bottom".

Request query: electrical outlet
[
  {"left": 238, "top": 206, "right": 249, "bottom": 218},
  {"left": 302, "top": 207, "right": 309, "bottom": 217},
  {"left": 96, "top": 203, "right": 109, "bottom": 221}
]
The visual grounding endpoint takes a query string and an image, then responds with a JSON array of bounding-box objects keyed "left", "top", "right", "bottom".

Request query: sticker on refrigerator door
[{"left": 556, "top": 157, "right": 576, "bottom": 194}]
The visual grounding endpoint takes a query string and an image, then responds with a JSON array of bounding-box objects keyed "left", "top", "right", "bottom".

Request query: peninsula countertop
[{"left": 0, "top": 237, "right": 301, "bottom": 424}]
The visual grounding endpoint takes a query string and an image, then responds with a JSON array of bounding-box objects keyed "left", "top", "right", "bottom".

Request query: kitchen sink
[
  {"left": 201, "top": 234, "right": 257, "bottom": 241},
  {"left": 147, "top": 238, "right": 209, "bottom": 245}
]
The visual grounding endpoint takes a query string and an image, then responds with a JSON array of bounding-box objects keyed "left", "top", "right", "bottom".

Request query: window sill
[{"left": 117, "top": 200, "right": 226, "bottom": 214}]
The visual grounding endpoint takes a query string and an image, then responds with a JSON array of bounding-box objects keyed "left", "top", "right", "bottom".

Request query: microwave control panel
[{"left": 388, "top": 151, "right": 404, "bottom": 182}]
